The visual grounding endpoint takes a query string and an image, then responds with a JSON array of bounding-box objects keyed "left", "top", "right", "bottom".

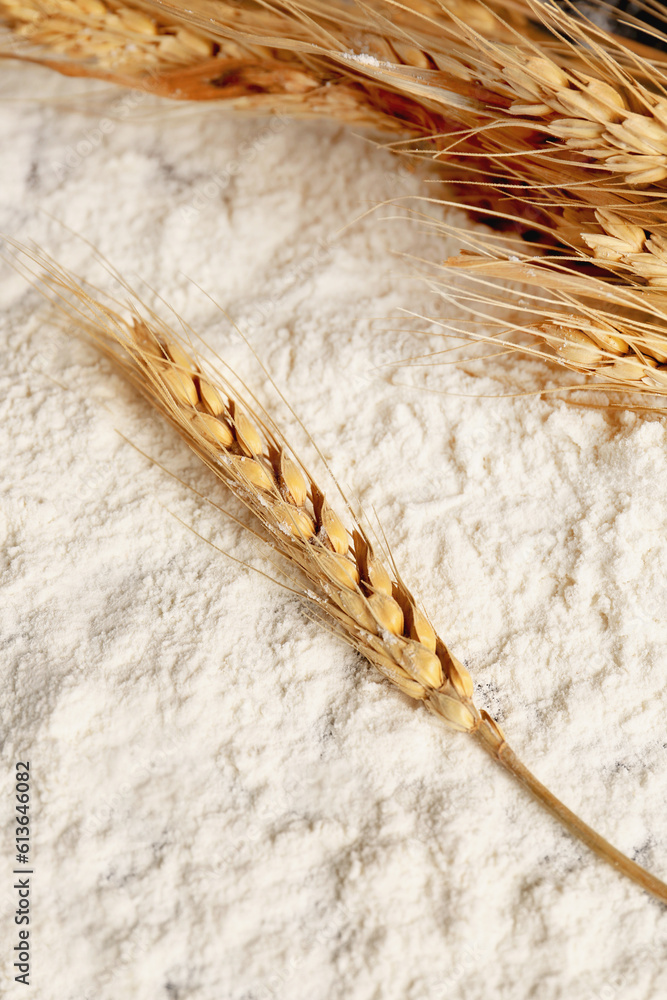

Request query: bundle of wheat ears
[
  {"left": 3, "top": 0, "right": 667, "bottom": 400},
  {"left": 2, "top": 0, "right": 667, "bottom": 900}
]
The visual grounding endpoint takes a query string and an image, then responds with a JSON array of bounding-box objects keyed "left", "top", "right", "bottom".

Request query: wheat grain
[
  {"left": 10, "top": 242, "right": 667, "bottom": 903},
  {"left": 0, "top": 0, "right": 218, "bottom": 72}
]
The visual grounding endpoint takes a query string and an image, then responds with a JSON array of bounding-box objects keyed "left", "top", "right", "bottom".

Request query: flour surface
[{"left": 1, "top": 62, "right": 666, "bottom": 1000}]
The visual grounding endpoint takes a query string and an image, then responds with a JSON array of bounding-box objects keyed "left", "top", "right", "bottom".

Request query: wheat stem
[{"left": 475, "top": 718, "right": 667, "bottom": 903}]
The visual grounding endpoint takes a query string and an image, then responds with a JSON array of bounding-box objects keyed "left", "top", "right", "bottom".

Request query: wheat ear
[
  {"left": 8, "top": 1, "right": 667, "bottom": 270},
  {"left": 6, "top": 0, "right": 667, "bottom": 188},
  {"left": 9, "top": 2, "right": 667, "bottom": 259},
  {"left": 421, "top": 217, "right": 667, "bottom": 399},
  {"left": 0, "top": 0, "right": 540, "bottom": 138},
  {"left": 12, "top": 243, "right": 667, "bottom": 904},
  {"left": 0, "top": 0, "right": 220, "bottom": 74}
]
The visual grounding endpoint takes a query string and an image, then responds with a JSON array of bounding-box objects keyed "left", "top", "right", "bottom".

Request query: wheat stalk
[{"left": 10, "top": 241, "right": 667, "bottom": 904}]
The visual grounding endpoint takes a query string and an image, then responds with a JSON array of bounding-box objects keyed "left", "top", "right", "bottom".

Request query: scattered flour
[
  {"left": 342, "top": 51, "right": 385, "bottom": 66},
  {"left": 1, "top": 61, "right": 666, "bottom": 1000}
]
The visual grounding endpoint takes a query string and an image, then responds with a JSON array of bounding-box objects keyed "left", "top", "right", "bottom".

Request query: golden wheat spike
[
  {"left": 2, "top": 1, "right": 666, "bottom": 156},
  {"left": 8, "top": 0, "right": 667, "bottom": 254},
  {"left": 9, "top": 240, "right": 667, "bottom": 904},
  {"left": 6, "top": 0, "right": 667, "bottom": 263}
]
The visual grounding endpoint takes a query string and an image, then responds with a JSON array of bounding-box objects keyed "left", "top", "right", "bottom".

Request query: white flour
[{"left": 1, "top": 61, "right": 666, "bottom": 1000}]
